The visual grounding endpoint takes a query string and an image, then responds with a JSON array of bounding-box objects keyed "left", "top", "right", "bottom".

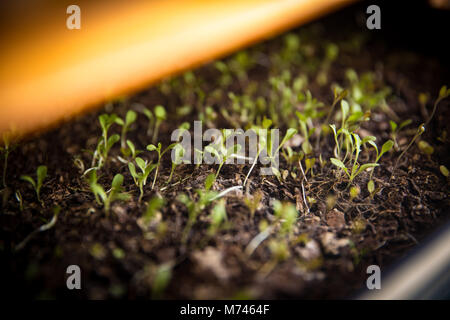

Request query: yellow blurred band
[{"left": 0, "top": 0, "right": 355, "bottom": 139}]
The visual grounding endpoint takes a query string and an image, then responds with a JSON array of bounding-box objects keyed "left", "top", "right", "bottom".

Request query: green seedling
[
  {"left": 152, "top": 105, "right": 167, "bottom": 144},
  {"left": 177, "top": 173, "right": 218, "bottom": 243},
  {"left": 365, "top": 139, "right": 394, "bottom": 194},
  {"left": 391, "top": 124, "right": 425, "bottom": 180},
  {"left": 88, "top": 171, "right": 130, "bottom": 215},
  {"left": 142, "top": 108, "right": 154, "bottom": 136},
  {"left": 142, "top": 196, "right": 165, "bottom": 225},
  {"left": 152, "top": 263, "right": 173, "bottom": 299},
  {"left": 208, "top": 199, "right": 227, "bottom": 236},
  {"left": 128, "top": 157, "right": 156, "bottom": 202},
  {"left": 389, "top": 119, "right": 412, "bottom": 150},
  {"left": 330, "top": 132, "right": 379, "bottom": 185},
  {"left": 243, "top": 119, "right": 271, "bottom": 186},
  {"left": 272, "top": 200, "right": 298, "bottom": 237},
  {"left": 90, "top": 114, "right": 120, "bottom": 170},
  {"left": 204, "top": 129, "right": 242, "bottom": 179},
  {"left": 20, "top": 165, "right": 47, "bottom": 204},
  {"left": 425, "top": 85, "right": 450, "bottom": 128},
  {"left": 116, "top": 110, "right": 137, "bottom": 150},
  {"left": 147, "top": 142, "right": 177, "bottom": 190},
  {"left": 15, "top": 205, "right": 60, "bottom": 251},
  {"left": 168, "top": 122, "right": 190, "bottom": 183},
  {"left": 316, "top": 88, "right": 347, "bottom": 149},
  {"left": 244, "top": 190, "right": 263, "bottom": 218},
  {"left": 264, "top": 127, "right": 297, "bottom": 181}
]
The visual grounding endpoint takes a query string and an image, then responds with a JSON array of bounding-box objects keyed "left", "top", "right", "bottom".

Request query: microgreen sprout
[
  {"left": 177, "top": 173, "right": 218, "bottom": 243},
  {"left": 152, "top": 105, "right": 167, "bottom": 144},
  {"left": 391, "top": 124, "right": 425, "bottom": 180},
  {"left": 117, "top": 110, "right": 137, "bottom": 150},
  {"left": 88, "top": 171, "right": 130, "bottom": 215},
  {"left": 208, "top": 199, "right": 227, "bottom": 237},
  {"left": 389, "top": 119, "right": 412, "bottom": 150},
  {"left": 128, "top": 157, "right": 156, "bottom": 202},
  {"left": 20, "top": 165, "right": 47, "bottom": 204},
  {"left": 147, "top": 142, "right": 176, "bottom": 190},
  {"left": 204, "top": 129, "right": 242, "bottom": 179},
  {"left": 90, "top": 114, "right": 120, "bottom": 170},
  {"left": 424, "top": 85, "right": 450, "bottom": 128},
  {"left": 15, "top": 205, "right": 61, "bottom": 251},
  {"left": 244, "top": 190, "right": 263, "bottom": 218},
  {"left": 330, "top": 132, "right": 379, "bottom": 185}
]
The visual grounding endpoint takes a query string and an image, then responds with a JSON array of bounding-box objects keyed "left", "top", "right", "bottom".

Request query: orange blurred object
[{"left": 0, "top": 0, "right": 355, "bottom": 139}]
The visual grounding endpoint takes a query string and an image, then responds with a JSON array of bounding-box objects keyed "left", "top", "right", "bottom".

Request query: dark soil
[{"left": 1, "top": 2, "right": 449, "bottom": 299}]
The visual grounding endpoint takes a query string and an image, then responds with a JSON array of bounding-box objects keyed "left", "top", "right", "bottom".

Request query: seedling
[
  {"left": 168, "top": 122, "right": 190, "bottom": 183},
  {"left": 128, "top": 157, "right": 156, "bottom": 202},
  {"left": 204, "top": 129, "right": 242, "bottom": 179},
  {"left": 15, "top": 205, "right": 61, "bottom": 251},
  {"left": 152, "top": 263, "right": 173, "bottom": 299},
  {"left": 88, "top": 171, "right": 130, "bottom": 215},
  {"left": 90, "top": 114, "right": 120, "bottom": 170},
  {"left": 330, "top": 132, "right": 379, "bottom": 185},
  {"left": 389, "top": 119, "right": 412, "bottom": 150},
  {"left": 152, "top": 105, "right": 167, "bottom": 144},
  {"left": 147, "top": 142, "right": 177, "bottom": 190},
  {"left": 208, "top": 199, "right": 227, "bottom": 236},
  {"left": 272, "top": 200, "right": 298, "bottom": 237},
  {"left": 391, "top": 124, "right": 425, "bottom": 180},
  {"left": 116, "top": 110, "right": 137, "bottom": 150},
  {"left": 263, "top": 127, "right": 297, "bottom": 181},
  {"left": 20, "top": 165, "right": 47, "bottom": 204},
  {"left": 424, "top": 85, "right": 450, "bottom": 128},
  {"left": 142, "top": 108, "right": 154, "bottom": 136},
  {"left": 177, "top": 173, "right": 218, "bottom": 243},
  {"left": 244, "top": 190, "right": 263, "bottom": 218}
]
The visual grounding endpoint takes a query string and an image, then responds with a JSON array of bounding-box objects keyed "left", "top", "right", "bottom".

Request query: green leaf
[
  {"left": 126, "top": 140, "right": 136, "bottom": 156},
  {"left": 107, "top": 134, "right": 120, "bottom": 150},
  {"left": 20, "top": 175, "right": 36, "bottom": 188},
  {"left": 380, "top": 140, "right": 394, "bottom": 157},
  {"left": 367, "top": 180, "right": 375, "bottom": 194},
  {"left": 205, "top": 173, "right": 216, "bottom": 191},
  {"left": 356, "top": 163, "right": 379, "bottom": 176},
  {"left": 128, "top": 162, "right": 137, "bottom": 180},
  {"left": 154, "top": 105, "right": 167, "bottom": 120},
  {"left": 389, "top": 120, "right": 397, "bottom": 132},
  {"left": 36, "top": 165, "right": 47, "bottom": 188},
  {"left": 135, "top": 157, "right": 146, "bottom": 171},
  {"left": 111, "top": 174, "right": 124, "bottom": 190},
  {"left": 125, "top": 110, "right": 137, "bottom": 126},
  {"left": 330, "top": 157, "right": 346, "bottom": 170},
  {"left": 262, "top": 117, "right": 272, "bottom": 129},
  {"left": 147, "top": 144, "right": 157, "bottom": 152}
]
